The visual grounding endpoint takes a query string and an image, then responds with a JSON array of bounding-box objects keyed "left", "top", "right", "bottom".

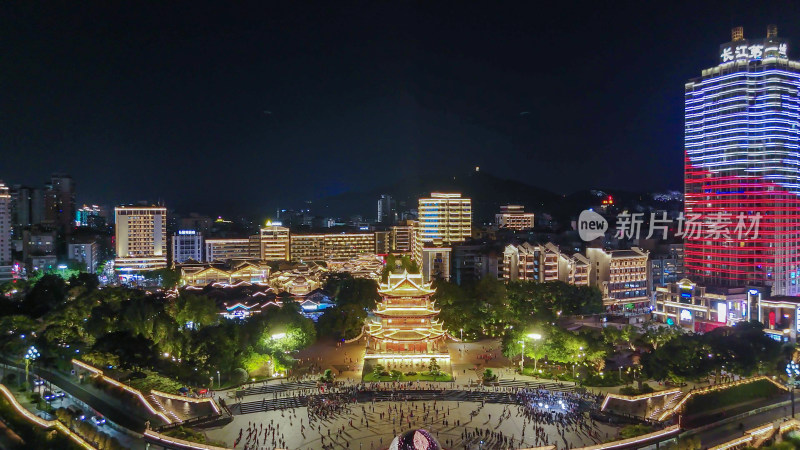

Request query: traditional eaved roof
[
  {"left": 366, "top": 319, "right": 446, "bottom": 342},
  {"left": 373, "top": 303, "right": 440, "bottom": 317},
  {"left": 378, "top": 270, "right": 435, "bottom": 297}
]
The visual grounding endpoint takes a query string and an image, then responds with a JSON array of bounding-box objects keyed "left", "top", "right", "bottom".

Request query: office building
[
  {"left": 290, "top": 234, "right": 325, "bottom": 262},
  {"left": 496, "top": 205, "right": 535, "bottom": 230},
  {"left": 259, "top": 222, "right": 290, "bottom": 261},
  {"left": 289, "top": 233, "right": 376, "bottom": 261},
  {"left": 453, "top": 242, "right": 504, "bottom": 285},
  {"left": 0, "top": 182, "right": 10, "bottom": 266},
  {"left": 44, "top": 173, "right": 75, "bottom": 234},
  {"left": 9, "top": 185, "right": 44, "bottom": 237},
  {"left": 114, "top": 205, "right": 167, "bottom": 273},
  {"left": 323, "top": 233, "right": 375, "bottom": 259},
  {"left": 685, "top": 26, "right": 800, "bottom": 296},
  {"left": 374, "top": 230, "right": 390, "bottom": 255},
  {"left": 75, "top": 205, "right": 106, "bottom": 229},
  {"left": 586, "top": 247, "right": 649, "bottom": 317},
  {"left": 172, "top": 230, "right": 203, "bottom": 264},
  {"left": 377, "top": 194, "right": 396, "bottom": 224},
  {"left": 416, "top": 193, "right": 471, "bottom": 244},
  {"left": 414, "top": 193, "right": 471, "bottom": 282},
  {"left": 648, "top": 244, "right": 684, "bottom": 293},
  {"left": 390, "top": 221, "right": 414, "bottom": 253},
  {"left": 205, "top": 238, "right": 257, "bottom": 262},
  {"left": 418, "top": 245, "right": 452, "bottom": 282},
  {"left": 68, "top": 239, "right": 99, "bottom": 273},
  {"left": 22, "top": 229, "right": 56, "bottom": 270}
]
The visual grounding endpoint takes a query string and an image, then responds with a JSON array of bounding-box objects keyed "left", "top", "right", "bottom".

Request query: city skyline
[
  {"left": 3, "top": 2, "right": 799, "bottom": 215},
  {"left": 3, "top": 5, "right": 800, "bottom": 447}
]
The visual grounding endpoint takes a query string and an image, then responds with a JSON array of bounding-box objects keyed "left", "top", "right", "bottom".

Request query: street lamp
[
  {"left": 217, "top": 370, "right": 221, "bottom": 388},
  {"left": 517, "top": 340, "right": 525, "bottom": 372},
  {"left": 24, "top": 346, "right": 40, "bottom": 388},
  {"left": 787, "top": 361, "right": 800, "bottom": 418},
  {"left": 527, "top": 333, "right": 542, "bottom": 374}
]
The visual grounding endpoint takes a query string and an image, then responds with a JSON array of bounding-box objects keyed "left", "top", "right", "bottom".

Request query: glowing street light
[
  {"left": 24, "top": 346, "right": 40, "bottom": 388},
  {"left": 271, "top": 332, "right": 287, "bottom": 340}
]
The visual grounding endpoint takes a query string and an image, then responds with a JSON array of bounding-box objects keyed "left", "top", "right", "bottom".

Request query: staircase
[
  {"left": 647, "top": 391, "right": 685, "bottom": 421},
  {"left": 147, "top": 394, "right": 182, "bottom": 424}
]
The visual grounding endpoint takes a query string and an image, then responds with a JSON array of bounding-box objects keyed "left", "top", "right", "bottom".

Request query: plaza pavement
[
  {"left": 206, "top": 338, "right": 622, "bottom": 449},
  {"left": 205, "top": 400, "right": 620, "bottom": 449}
]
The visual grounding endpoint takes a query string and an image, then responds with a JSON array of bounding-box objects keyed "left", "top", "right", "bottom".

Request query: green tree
[
  {"left": 428, "top": 358, "right": 441, "bottom": 376},
  {"left": 641, "top": 321, "right": 680, "bottom": 350},
  {"left": 22, "top": 274, "right": 68, "bottom": 318},
  {"left": 167, "top": 293, "right": 219, "bottom": 329},
  {"left": 143, "top": 268, "right": 181, "bottom": 289},
  {"left": 619, "top": 325, "right": 639, "bottom": 351}
]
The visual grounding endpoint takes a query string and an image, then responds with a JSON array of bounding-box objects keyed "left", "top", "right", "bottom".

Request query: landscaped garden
[
  {"left": 683, "top": 378, "right": 783, "bottom": 416},
  {"left": 362, "top": 358, "right": 453, "bottom": 382}
]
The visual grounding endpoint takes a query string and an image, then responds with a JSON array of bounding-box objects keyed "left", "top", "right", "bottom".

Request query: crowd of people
[
  {"left": 515, "top": 388, "right": 608, "bottom": 448},
  {"left": 223, "top": 380, "right": 617, "bottom": 449},
  {"left": 234, "top": 418, "right": 291, "bottom": 450}
]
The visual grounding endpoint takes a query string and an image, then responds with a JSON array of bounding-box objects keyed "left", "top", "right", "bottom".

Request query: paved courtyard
[{"left": 205, "top": 398, "right": 620, "bottom": 449}]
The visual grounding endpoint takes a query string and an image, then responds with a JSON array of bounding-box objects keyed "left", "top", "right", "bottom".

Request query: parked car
[
  {"left": 66, "top": 405, "right": 86, "bottom": 421},
  {"left": 43, "top": 390, "right": 65, "bottom": 401},
  {"left": 90, "top": 415, "right": 106, "bottom": 426}
]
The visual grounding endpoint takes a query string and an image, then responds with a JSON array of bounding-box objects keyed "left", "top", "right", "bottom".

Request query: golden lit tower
[{"left": 365, "top": 271, "right": 447, "bottom": 357}]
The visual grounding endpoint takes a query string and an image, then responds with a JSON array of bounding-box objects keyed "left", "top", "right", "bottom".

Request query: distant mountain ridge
[{"left": 310, "top": 170, "right": 664, "bottom": 223}]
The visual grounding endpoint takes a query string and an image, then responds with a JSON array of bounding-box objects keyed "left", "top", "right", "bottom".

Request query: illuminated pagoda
[{"left": 365, "top": 270, "right": 447, "bottom": 359}]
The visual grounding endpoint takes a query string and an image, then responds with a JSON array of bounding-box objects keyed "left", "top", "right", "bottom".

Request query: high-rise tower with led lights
[{"left": 685, "top": 25, "right": 800, "bottom": 296}]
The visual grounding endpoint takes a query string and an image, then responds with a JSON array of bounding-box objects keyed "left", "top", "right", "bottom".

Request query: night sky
[{"left": 2, "top": 1, "right": 799, "bottom": 216}]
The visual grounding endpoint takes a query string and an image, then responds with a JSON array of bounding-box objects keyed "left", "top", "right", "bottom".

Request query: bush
[
  {"left": 231, "top": 368, "right": 248, "bottom": 385},
  {"left": 124, "top": 369, "right": 184, "bottom": 394},
  {"left": 620, "top": 424, "right": 654, "bottom": 439},
  {"left": 319, "top": 369, "right": 334, "bottom": 383},
  {"left": 619, "top": 384, "right": 655, "bottom": 396},
  {"left": 390, "top": 370, "right": 402, "bottom": 380},
  {"left": 404, "top": 371, "right": 417, "bottom": 376}
]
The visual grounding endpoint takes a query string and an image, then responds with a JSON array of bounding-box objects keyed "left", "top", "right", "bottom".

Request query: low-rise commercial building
[
  {"left": 502, "top": 242, "right": 589, "bottom": 286},
  {"left": 290, "top": 233, "right": 376, "bottom": 262},
  {"left": 181, "top": 261, "right": 270, "bottom": 286},
  {"left": 653, "top": 279, "right": 748, "bottom": 333},
  {"left": 587, "top": 247, "right": 649, "bottom": 317}
]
